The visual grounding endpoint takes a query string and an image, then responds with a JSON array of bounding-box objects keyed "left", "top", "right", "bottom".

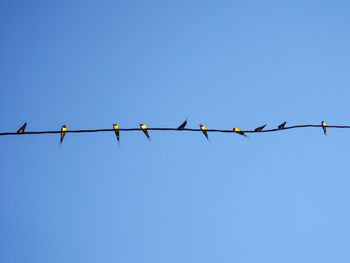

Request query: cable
[{"left": 0, "top": 124, "right": 349, "bottom": 136}]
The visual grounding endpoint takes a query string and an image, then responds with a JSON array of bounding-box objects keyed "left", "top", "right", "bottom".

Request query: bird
[
  {"left": 60, "top": 125, "right": 67, "bottom": 144},
  {"left": 254, "top": 124, "right": 266, "bottom": 132},
  {"left": 139, "top": 123, "right": 150, "bottom": 139},
  {"left": 278, "top": 121, "right": 287, "bottom": 129},
  {"left": 17, "top": 123, "right": 27, "bottom": 133},
  {"left": 321, "top": 121, "right": 327, "bottom": 135},
  {"left": 177, "top": 117, "right": 188, "bottom": 130},
  {"left": 199, "top": 124, "right": 209, "bottom": 140},
  {"left": 233, "top": 127, "right": 248, "bottom": 137},
  {"left": 113, "top": 123, "right": 120, "bottom": 141}
]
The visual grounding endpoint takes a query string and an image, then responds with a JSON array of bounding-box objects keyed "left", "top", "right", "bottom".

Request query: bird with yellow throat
[
  {"left": 139, "top": 123, "right": 150, "bottom": 139},
  {"left": 60, "top": 125, "right": 67, "bottom": 144},
  {"left": 113, "top": 124, "right": 120, "bottom": 141}
]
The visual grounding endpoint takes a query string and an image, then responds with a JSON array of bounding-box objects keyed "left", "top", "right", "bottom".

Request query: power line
[{"left": 1, "top": 124, "right": 350, "bottom": 136}]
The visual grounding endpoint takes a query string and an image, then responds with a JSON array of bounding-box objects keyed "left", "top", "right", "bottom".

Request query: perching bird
[
  {"left": 233, "top": 127, "right": 247, "bottom": 137},
  {"left": 177, "top": 117, "right": 188, "bottom": 130},
  {"left": 17, "top": 123, "right": 27, "bottom": 133},
  {"left": 254, "top": 124, "right": 266, "bottom": 132},
  {"left": 113, "top": 123, "right": 120, "bottom": 141},
  {"left": 139, "top": 123, "right": 150, "bottom": 139},
  {"left": 321, "top": 121, "right": 327, "bottom": 135},
  {"left": 60, "top": 125, "right": 67, "bottom": 144},
  {"left": 199, "top": 124, "right": 209, "bottom": 140},
  {"left": 278, "top": 121, "right": 287, "bottom": 129}
]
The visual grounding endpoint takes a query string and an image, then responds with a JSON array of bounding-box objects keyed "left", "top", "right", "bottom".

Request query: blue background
[{"left": 1, "top": 1, "right": 350, "bottom": 262}]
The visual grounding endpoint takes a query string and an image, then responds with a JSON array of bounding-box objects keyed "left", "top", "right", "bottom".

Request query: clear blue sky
[{"left": 1, "top": 1, "right": 350, "bottom": 262}]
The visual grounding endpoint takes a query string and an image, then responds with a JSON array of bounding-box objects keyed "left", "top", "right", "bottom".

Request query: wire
[{"left": 0, "top": 124, "right": 349, "bottom": 136}]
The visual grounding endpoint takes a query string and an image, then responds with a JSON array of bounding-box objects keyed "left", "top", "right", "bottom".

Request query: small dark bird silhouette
[
  {"left": 140, "top": 123, "right": 150, "bottom": 139},
  {"left": 113, "top": 124, "right": 120, "bottom": 141},
  {"left": 199, "top": 124, "right": 209, "bottom": 140},
  {"left": 17, "top": 123, "right": 27, "bottom": 133},
  {"left": 278, "top": 121, "right": 287, "bottom": 129},
  {"left": 321, "top": 121, "right": 327, "bottom": 135},
  {"left": 177, "top": 117, "right": 188, "bottom": 130},
  {"left": 60, "top": 125, "right": 67, "bottom": 144},
  {"left": 254, "top": 124, "right": 266, "bottom": 132}
]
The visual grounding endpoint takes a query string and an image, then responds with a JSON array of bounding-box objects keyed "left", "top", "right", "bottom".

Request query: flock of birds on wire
[{"left": 10, "top": 118, "right": 328, "bottom": 145}]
